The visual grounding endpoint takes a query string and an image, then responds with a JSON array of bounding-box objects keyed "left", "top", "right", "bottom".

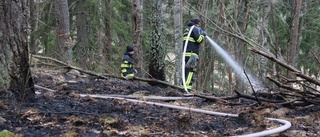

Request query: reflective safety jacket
[
  {"left": 183, "top": 22, "right": 205, "bottom": 55},
  {"left": 121, "top": 53, "right": 135, "bottom": 78}
]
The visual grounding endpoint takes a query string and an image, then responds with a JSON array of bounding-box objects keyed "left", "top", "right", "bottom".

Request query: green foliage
[
  {"left": 111, "top": 0, "right": 132, "bottom": 45},
  {"left": 297, "top": 1, "right": 320, "bottom": 74}
]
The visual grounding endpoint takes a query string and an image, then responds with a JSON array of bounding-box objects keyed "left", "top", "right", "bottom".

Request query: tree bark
[
  {"left": 75, "top": 0, "right": 89, "bottom": 69},
  {"left": 147, "top": 0, "right": 166, "bottom": 82},
  {"left": 234, "top": 0, "right": 250, "bottom": 92},
  {"left": 104, "top": 0, "right": 113, "bottom": 63},
  {"left": 288, "top": 0, "right": 302, "bottom": 68},
  {"left": 219, "top": 0, "right": 233, "bottom": 93},
  {"left": 29, "top": 0, "right": 41, "bottom": 54},
  {"left": 173, "top": 0, "right": 183, "bottom": 85},
  {"left": 132, "top": 0, "right": 143, "bottom": 77},
  {"left": 55, "top": 0, "right": 72, "bottom": 64},
  {"left": 0, "top": 0, "right": 35, "bottom": 101}
]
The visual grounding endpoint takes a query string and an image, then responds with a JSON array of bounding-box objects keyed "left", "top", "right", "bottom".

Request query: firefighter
[
  {"left": 181, "top": 18, "right": 207, "bottom": 91},
  {"left": 121, "top": 46, "right": 137, "bottom": 79}
]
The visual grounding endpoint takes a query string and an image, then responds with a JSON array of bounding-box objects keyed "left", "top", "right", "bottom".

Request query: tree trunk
[
  {"left": 219, "top": 0, "right": 233, "bottom": 93},
  {"left": 104, "top": 0, "right": 113, "bottom": 63},
  {"left": 132, "top": 0, "right": 143, "bottom": 77},
  {"left": 173, "top": 0, "right": 183, "bottom": 85},
  {"left": 29, "top": 0, "right": 41, "bottom": 54},
  {"left": 289, "top": 0, "right": 302, "bottom": 68},
  {"left": 147, "top": 0, "right": 166, "bottom": 82},
  {"left": 75, "top": 0, "right": 89, "bottom": 69},
  {"left": 55, "top": 0, "right": 72, "bottom": 64},
  {"left": 234, "top": 0, "right": 250, "bottom": 92},
  {"left": 0, "top": 0, "right": 35, "bottom": 102}
]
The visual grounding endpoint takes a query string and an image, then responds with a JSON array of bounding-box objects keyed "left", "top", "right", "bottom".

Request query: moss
[
  {"left": 0, "top": 130, "right": 15, "bottom": 137},
  {"left": 100, "top": 116, "right": 118, "bottom": 125},
  {"left": 68, "top": 116, "right": 85, "bottom": 126},
  {"left": 61, "top": 131, "right": 78, "bottom": 137}
]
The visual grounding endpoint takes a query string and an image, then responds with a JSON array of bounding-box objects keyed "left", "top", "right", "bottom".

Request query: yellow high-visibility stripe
[
  {"left": 186, "top": 72, "right": 194, "bottom": 87},
  {"left": 185, "top": 52, "right": 198, "bottom": 57},
  {"left": 186, "top": 85, "right": 192, "bottom": 90},
  {"left": 183, "top": 37, "right": 195, "bottom": 42},
  {"left": 180, "top": 84, "right": 192, "bottom": 90},
  {"left": 121, "top": 64, "right": 133, "bottom": 68},
  {"left": 196, "top": 35, "right": 204, "bottom": 43},
  {"left": 127, "top": 73, "right": 134, "bottom": 77}
]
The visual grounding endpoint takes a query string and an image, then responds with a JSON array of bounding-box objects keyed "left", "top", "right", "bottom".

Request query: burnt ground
[{"left": 0, "top": 68, "right": 319, "bottom": 137}]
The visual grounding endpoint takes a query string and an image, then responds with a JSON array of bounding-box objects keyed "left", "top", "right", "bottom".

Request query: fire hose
[
  {"left": 181, "top": 25, "right": 195, "bottom": 94},
  {"left": 80, "top": 94, "right": 291, "bottom": 137}
]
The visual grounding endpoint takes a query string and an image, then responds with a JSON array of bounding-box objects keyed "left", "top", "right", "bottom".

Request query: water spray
[{"left": 205, "top": 36, "right": 264, "bottom": 91}]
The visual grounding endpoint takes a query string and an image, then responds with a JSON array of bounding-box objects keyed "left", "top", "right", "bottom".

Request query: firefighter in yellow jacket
[
  {"left": 182, "top": 18, "right": 207, "bottom": 91},
  {"left": 121, "top": 46, "right": 137, "bottom": 79}
]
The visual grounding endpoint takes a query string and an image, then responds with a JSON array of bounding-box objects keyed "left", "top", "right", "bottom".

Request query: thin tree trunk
[
  {"left": 29, "top": 0, "right": 41, "bottom": 54},
  {"left": 132, "top": 0, "right": 143, "bottom": 77},
  {"left": 0, "top": 0, "right": 35, "bottom": 102},
  {"left": 174, "top": 0, "right": 183, "bottom": 85},
  {"left": 270, "top": 1, "right": 281, "bottom": 83},
  {"left": 289, "top": 0, "right": 302, "bottom": 67},
  {"left": 55, "top": 0, "right": 72, "bottom": 64},
  {"left": 75, "top": 0, "right": 89, "bottom": 69},
  {"left": 234, "top": 0, "right": 250, "bottom": 92},
  {"left": 105, "top": 0, "right": 113, "bottom": 63},
  {"left": 219, "top": 0, "right": 233, "bottom": 93}
]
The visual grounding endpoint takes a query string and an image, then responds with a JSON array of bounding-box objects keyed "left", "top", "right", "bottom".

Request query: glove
[
  {"left": 199, "top": 28, "right": 203, "bottom": 33},
  {"left": 202, "top": 31, "right": 207, "bottom": 36}
]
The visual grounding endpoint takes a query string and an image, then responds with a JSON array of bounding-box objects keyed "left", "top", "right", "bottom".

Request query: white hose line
[
  {"left": 182, "top": 25, "right": 195, "bottom": 94},
  {"left": 79, "top": 94, "right": 291, "bottom": 136},
  {"left": 90, "top": 94, "right": 200, "bottom": 100},
  {"left": 231, "top": 118, "right": 291, "bottom": 137}
]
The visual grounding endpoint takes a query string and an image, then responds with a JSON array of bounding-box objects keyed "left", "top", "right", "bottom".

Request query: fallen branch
[
  {"left": 93, "top": 94, "right": 199, "bottom": 101},
  {"left": 233, "top": 90, "right": 282, "bottom": 103},
  {"left": 266, "top": 76, "right": 304, "bottom": 92},
  {"left": 34, "top": 85, "right": 56, "bottom": 92},
  {"left": 192, "top": 94, "right": 227, "bottom": 103},
  {"left": 249, "top": 47, "right": 320, "bottom": 86},
  {"left": 244, "top": 69, "right": 261, "bottom": 105},
  {"left": 31, "top": 54, "right": 183, "bottom": 90},
  {"left": 311, "top": 51, "right": 320, "bottom": 65}
]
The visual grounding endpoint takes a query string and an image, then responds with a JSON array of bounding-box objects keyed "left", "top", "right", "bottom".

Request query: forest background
[{"left": 1, "top": 0, "right": 320, "bottom": 99}]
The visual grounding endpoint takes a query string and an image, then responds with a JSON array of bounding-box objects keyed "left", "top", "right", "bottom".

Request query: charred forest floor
[{"left": 0, "top": 68, "right": 320, "bottom": 137}]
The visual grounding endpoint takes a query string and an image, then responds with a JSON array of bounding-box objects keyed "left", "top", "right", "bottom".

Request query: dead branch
[
  {"left": 233, "top": 90, "right": 282, "bottom": 103},
  {"left": 133, "top": 77, "right": 182, "bottom": 89},
  {"left": 31, "top": 54, "right": 182, "bottom": 90},
  {"left": 244, "top": 69, "right": 261, "bottom": 104},
  {"left": 192, "top": 94, "right": 227, "bottom": 103},
  {"left": 300, "top": 83, "right": 320, "bottom": 95},
  {"left": 249, "top": 47, "right": 320, "bottom": 86},
  {"left": 280, "top": 75, "right": 306, "bottom": 84},
  {"left": 266, "top": 76, "right": 304, "bottom": 92},
  {"left": 266, "top": 76, "right": 319, "bottom": 99},
  {"left": 311, "top": 51, "right": 320, "bottom": 65},
  {"left": 91, "top": 94, "right": 199, "bottom": 101},
  {"left": 32, "top": 54, "right": 112, "bottom": 79}
]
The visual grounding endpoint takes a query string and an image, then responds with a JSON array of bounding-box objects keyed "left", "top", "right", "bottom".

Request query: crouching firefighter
[
  {"left": 181, "top": 18, "right": 207, "bottom": 91},
  {"left": 121, "top": 46, "right": 137, "bottom": 79}
]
